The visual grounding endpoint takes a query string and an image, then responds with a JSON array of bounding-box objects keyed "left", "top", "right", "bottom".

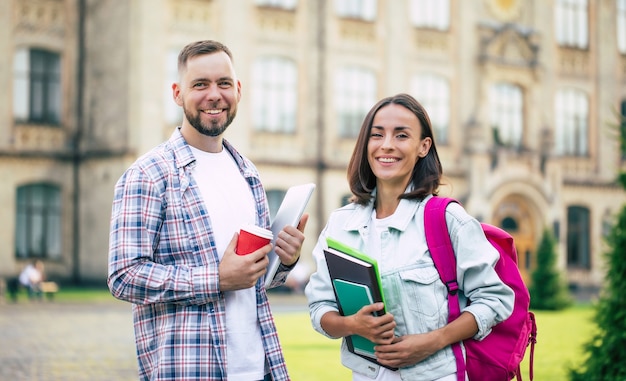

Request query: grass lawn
[
  {"left": 12, "top": 287, "right": 595, "bottom": 380},
  {"left": 275, "top": 305, "right": 596, "bottom": 380},
  {"left": 6, "top": 285, "right": 120, "bottom": 303}
]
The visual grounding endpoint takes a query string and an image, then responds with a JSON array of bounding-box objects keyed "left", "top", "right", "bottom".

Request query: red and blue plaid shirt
[{"left": 108, "top": 128, "right": 290, "bottom": 380}]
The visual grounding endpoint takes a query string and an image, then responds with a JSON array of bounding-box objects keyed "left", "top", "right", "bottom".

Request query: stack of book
[{"left": 324, "top": 237, "right": 393, "bottom": 368}]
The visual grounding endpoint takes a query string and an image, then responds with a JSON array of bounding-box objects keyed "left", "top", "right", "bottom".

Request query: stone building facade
[{"left": 1, "top": 0, "right": 625, "bottom": 297}]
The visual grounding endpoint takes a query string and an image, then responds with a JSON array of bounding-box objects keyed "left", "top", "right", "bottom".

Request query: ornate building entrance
[{"left": 492, "top": 196, "right": 537, "bottom": 284}]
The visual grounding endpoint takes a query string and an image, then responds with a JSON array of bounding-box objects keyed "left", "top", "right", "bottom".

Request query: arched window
[{"left": 501, "top": 217, "right": 519, "bottom": 232}]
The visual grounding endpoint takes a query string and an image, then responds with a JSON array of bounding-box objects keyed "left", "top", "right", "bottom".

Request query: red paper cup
[{"left": 236, "top": 225, "right": 274, "bottom": 255}]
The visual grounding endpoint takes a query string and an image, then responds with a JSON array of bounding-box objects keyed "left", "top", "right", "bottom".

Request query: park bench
[
  {"left": 40, "top": 281, "right": 59, "bottom": 300},
  {"left": 3, "top": 277, "right": 59, "bottom": 302}
]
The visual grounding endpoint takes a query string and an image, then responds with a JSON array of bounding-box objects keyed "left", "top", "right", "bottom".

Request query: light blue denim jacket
[{"left": 305, "top": 194, "right": 514, "bottom": 380}]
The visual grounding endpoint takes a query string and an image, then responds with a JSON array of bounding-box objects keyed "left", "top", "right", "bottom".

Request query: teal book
[
  {"left": 324, "top": 237, "right": 394, "bottom": 369},
  {"left": 332, "top": 279, "right": 378, "bottom": 358}
]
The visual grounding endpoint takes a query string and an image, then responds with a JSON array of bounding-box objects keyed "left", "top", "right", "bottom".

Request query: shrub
[{"left": 528, "top": 228, "right": 572, "bottom": 311}]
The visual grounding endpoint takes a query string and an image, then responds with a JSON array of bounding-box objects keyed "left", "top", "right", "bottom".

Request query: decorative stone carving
[
  {"left": 485, "top": 0, "right": 522, "bottom": 22},
  {"left": 257, "top": 8, "right": 296, "bottom": 34},
  {"left": 558, "top": 47, "right": 590, "bottom": 76},
  {"left": 13, "top": 124, "right": 68, "bottom": 152},
  {"left": 13, "top": 0, "right": 66, "bottom": 38},
  {"left": 414, "top": 29, "right": 450, "bottom": 54},
  {"left": 478, "top": 22, "right": 539, "bottom": 68},
  {"left": 169, "top": 0, "right": 216, "bottom": 34},
  {"left": 338, "top": 19, "right": 376, "bottom": 42}
]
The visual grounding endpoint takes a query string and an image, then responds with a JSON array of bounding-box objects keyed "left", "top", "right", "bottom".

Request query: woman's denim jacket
[{"left": 305, "top": 195, "right": 515, "bottom": 380}]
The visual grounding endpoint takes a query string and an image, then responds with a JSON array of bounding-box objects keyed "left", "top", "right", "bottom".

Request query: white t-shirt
[
  {"left": 19, "top": 264, "right": 42, "bottom": 287},
  {"left": 190, "top": 146, "right": 265, "bottom": 381},
  {"left": 351, "top": 210, "right": 460, "bottom": 381}
]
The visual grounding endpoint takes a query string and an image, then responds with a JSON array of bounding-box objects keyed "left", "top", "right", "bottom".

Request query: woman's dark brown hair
[{"left": 347, "top": 93, "right": 443, "bottom": 205}]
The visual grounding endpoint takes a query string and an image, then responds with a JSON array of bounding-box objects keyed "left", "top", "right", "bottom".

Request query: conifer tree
[
  {"left": 569, "top": 114, "right": 626, "bottom": 380},
  {"left": 528, "top": 229, "right": 572, "bottom": 310}
]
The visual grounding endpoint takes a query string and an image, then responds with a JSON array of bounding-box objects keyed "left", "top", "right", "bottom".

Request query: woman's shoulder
[
  {"left": 325, "top": 202, "right": 370, "bottom": 227},
  {"left": 441, "top": 200, "right": 477, "bottom": 227}
]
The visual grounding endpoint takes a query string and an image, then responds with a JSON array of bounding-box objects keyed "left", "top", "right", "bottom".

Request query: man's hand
[
  {"left": 219, "top": 233, "right": 270, "bottom": 291},
  {"left": 274, "top": 214, "right": 309, "bottom": 267}
]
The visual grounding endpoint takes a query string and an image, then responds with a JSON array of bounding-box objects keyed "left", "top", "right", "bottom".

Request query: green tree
[
  {"left": 528, "top": 228, "right": 572, "bottom": 310},
  {"left": 569, "top": 112, "right": 626, "bottom": 380}
]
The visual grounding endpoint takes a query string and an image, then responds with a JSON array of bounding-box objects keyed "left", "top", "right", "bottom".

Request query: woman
[{"left": 305, "top": 94, "right": 514, "bottom": 381}]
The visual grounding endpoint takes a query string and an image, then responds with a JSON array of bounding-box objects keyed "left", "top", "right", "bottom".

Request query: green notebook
[{"left": 325, "top": 237, "right": 388, "bottom": 311}]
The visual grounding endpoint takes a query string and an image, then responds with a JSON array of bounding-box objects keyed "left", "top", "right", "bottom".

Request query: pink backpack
[{"left": 424, "top": 196, "right": 537, "bottom": 381}]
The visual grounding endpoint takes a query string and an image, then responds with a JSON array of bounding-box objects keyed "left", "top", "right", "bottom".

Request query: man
[
  {"left": 19, "top": 259, "right": 44, "bottom": 300},
  {"left": 108, "top": 40, "right": 307, "bottom": 381}
]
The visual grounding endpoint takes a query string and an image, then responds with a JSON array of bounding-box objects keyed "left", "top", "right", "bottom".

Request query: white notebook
[{"left": 264, "top": 183, "right": 316, "bottom": 288}]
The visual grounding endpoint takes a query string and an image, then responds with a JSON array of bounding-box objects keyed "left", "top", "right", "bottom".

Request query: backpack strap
[
  {"left": 528, "top": 312, "right": 537, "bottom": 380},
  {"left": 424, "top": 196, "right": 466, "bottom": 381}
]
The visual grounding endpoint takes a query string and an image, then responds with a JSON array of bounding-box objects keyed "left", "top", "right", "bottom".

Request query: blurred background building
[{"left": 1, "top": 0, "right": 625, "bottom": 299}]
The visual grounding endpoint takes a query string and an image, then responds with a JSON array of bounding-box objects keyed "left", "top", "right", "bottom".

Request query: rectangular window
[
  {"left": 165, "top": 49, "right": 183, "bottom": 125},
  {"left": 555, "top": 0, "right": 589, "bottom": 48},
  {"left": 555, "top": 89, "right": 589, "bottom": 156},
  {"left": 335, "top": 0, "right": 376, "bottom": 21},
  {"left": 15, "top": 184, "right": 62, "bottom": 259},
  {"left": 618, "top": 0, "right": 626, "bottom": 53},
  {"left": 256, "top": 0, "right": 297, "bottom": 9},
  {"left": 13, "top": 48, "right": 62, "bottom": 125},
  {"left": 266, "top": 189, "right": 287, "bottom": 220},
  {"left": 252, "top": 56, "right": 298, "bottom": 133},
  {"left": 620, "top": 100, "right": 626, "bottom": 160},
  {"left": 335, "top": 67, "right": 377, "bottom": 138},
  {"left": 411, "top": 74, "right": 450, "bottom": 144},
  {"left": 409, "top": 0, "right": 450, "bottom": 30},
  {"left": 567, "top": 206, "right": 590, "bottom": 269},
  {"left": 489, "top": 83, "right": 524, "bottom": 148}
]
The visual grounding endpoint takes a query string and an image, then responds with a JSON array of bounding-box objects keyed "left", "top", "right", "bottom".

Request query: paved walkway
[{"left": 0, "top": 292, "right": 308, "bottom": 381}]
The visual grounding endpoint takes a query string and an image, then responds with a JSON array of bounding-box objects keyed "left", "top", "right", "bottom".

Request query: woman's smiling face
[{"left": 367, "top": 103, "right": 431, "bottom": 189}]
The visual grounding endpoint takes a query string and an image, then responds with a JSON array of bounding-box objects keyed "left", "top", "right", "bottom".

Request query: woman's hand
[
  {"left": 320, "top": 302, "right": 396, "bottom": 345},
  {"left": 374, "top": 332, "right": 442, "bottom": 368},
  {"left": 350, "top": 303, "right": 396, "bottom": 345},
  {"left": 374, "top": 311, "right": 478, "bottom": 369}
]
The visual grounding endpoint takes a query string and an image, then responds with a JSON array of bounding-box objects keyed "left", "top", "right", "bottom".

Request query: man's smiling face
[{"left": 174, "top": 51, "right": 241, "bottom": 137}]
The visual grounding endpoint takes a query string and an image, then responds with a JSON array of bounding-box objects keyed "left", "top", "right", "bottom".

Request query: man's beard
[{"left": 184, "top": 107, "right": 237, "bottom": 137}]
